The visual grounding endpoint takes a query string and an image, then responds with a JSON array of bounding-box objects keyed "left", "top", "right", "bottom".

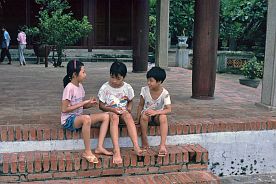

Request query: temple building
[{"left": 0, "top": 0, "right": 133, "bottom": 49}]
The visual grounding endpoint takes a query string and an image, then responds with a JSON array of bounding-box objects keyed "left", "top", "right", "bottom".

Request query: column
[
  {"left": 87, "top": 0, "right": 95, "bottom": 52},
  {"left": 132, "top": 0, "right": 149, "bottom": 72},
  {"left": 155, "top": 0, "right": 169, "bottom": 69},
  {"left": 192, "top": 0, "right": 220, "bottom": 99},
  {"left": 260, "top": 0, "right": 276, "bottom": 109}
]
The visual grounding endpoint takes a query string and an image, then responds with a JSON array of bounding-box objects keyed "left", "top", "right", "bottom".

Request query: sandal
[
  {"left": 82, "top": 153, "right": 99, "bottom": 164},
  {"left": 141, "top": 146, "right": 151, "bottom": 152},
  {"left": 133, "top": 147, "right": 144, "bottom": 156},
  {"left": 158, "top": 149, "right": 168, "bottom": 157}
]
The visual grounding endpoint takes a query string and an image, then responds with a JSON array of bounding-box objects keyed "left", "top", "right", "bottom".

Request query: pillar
[
  {"left": 132, "top": 0, "right": 149, "bottom": 72},
  {"left": 192, "top": 0, "right": 220, "bottom": 99},
  {"left": 260, "top": 0, "right": 276, "bottom": 109},
  {"left": 155, "top": 0, "right": 169, "bottom": 69}
]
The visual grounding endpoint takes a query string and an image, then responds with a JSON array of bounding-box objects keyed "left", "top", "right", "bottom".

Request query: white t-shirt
[
  {"left": 61, "top": 83, "right": 85, "bottom": 125},
  {"left": 98, "top": 82, "right": 134, "bottom": 110},
  {"left": 140, "top": 86, "right": 171, "bottom": 111}
]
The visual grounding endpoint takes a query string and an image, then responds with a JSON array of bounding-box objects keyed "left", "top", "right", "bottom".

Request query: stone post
[
  {"left": 155, "top": 0, "right": 169, "bottom": 69},
  {"left": 259, "top": 0, "right": 276, "bottom": 109},
  {"left": 176, "top": 38, "right": 190, "bottom": 68}
]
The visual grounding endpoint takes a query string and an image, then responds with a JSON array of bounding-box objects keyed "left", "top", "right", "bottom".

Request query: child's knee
[
  {"left": 159, "top": 114, "right": 167, "bottom": 123},
  {"left": 82, "top": 115, "right": 92, "bottom": 126},
  {"left": 140, "top": 113, "right": 149, "bottom": 122},
  {"left": 103, "top": 113, "right": 109, "bottom": 122},
  {"left": 122, "top": 112, "right": 133, "bottom": 122},
  {"left": 110, "top": 113, "right": 119, "bottom": 124}
]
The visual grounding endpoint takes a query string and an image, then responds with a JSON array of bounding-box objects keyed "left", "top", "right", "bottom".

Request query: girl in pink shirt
[
  {"left": 61, "top": 60, "right": 112, "bottom": 163},
  {"left": 17, "top": 29, "right": 27, "bottom": 66}
]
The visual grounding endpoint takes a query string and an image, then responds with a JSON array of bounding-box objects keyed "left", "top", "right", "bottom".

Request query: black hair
[
  {"left": 146, "top": 66, "right": 166, "bottom": 83},
  {"left": 63, "top": 60, "right": 84, "bottom": 87},
  {"left": 110, "top": 61, "right": 127, "bottom": 78}
]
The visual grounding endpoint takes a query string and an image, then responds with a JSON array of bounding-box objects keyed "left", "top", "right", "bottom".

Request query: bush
[
  {"left": 24, "top": 0, "right": 92, "bottom": 67},
  {"left": 240, "top": 57, "right": 263, "bottom": 79}
]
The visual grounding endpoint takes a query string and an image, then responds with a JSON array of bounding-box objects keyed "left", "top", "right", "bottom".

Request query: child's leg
[
  {"left": 90, "top": 112, "right": 113, "bottom": 156},
  {"left": 121, "top": 112, "right": 143, "bottom": 156},
  {"left": 109, "top": 112, "right": 122, "bottom": 164},
  {"left": 139, "top": 112, "right": 150, "bottom": 148},
  {"left": 158, "top": 114, "right": 168, "bottom": 155},
  {"left": 73, "top": 115, "right": 93, "bottom": 155}
]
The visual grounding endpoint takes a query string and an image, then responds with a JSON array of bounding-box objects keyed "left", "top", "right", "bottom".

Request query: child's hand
[
  {"left": 89, "top": 97, "right": 98, "bottom": 106},
  {"left": 83, "top": 97, "right": 98, "bottom": 107},
  {"left": 114, "top": 107, "right": 126, "bottom": 115},
  {"left": 145, "top": 109, "right": 157, "bottom": 116}
]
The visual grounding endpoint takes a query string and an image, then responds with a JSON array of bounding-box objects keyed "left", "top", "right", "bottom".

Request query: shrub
[
  {"left": 240, "top": 56, "right": 263, "bottom": 79},
  {"left": 24, "top": 0, "right": 92, "bottom": 67}
]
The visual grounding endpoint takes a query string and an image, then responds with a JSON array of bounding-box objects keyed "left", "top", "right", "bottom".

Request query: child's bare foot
[
  {"left": 82, "top": 151, "right": 98, "bottom": 163},
  {"left": 158, "top": 146, "right": 167, "bottom": 157},
  {"left": 133, "top": 146, "right": 144, "bottom": 156},
  {"left": 112, "top": 151, "right": 123, "bottom": 164},
  {"left": 95, "top": 147, "right": 113, "bottom": 156},
  {"left": 141, "top": 137, "right": 149, "bottom": 148}
]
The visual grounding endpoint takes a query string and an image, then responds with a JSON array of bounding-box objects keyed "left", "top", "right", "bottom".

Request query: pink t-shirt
[
  {"left": 61, "top": 82, "right": 85, "bottom": 125},
  {"left": 17, "top": 31, "right": 27, "bottom": 45}
]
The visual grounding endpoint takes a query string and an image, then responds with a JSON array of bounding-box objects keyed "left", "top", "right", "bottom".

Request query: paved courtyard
[
  {"left": 0, "top": 61, "right": 274, "bottom": 126},
  {"left": 1, "top": 61, "right": 276, "bottom": 183}
]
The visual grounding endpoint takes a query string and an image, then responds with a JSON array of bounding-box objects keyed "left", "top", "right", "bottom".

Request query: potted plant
[
  {"left": 24, "top": 0, "right": 92, "bottom": 67},
  {"left": 239, "top": 56, "right": 264, "bottom": 88}
]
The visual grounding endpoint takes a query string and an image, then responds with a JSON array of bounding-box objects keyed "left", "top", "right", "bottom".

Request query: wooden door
[{"left": 94, "top": 0, "right": 132, "bottom": 47}]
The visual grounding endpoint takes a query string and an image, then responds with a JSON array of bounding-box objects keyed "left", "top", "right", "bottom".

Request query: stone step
[
  {"left": 6, "top": 171, "right": 220, "bottom": 183},
  {"left": 6, "top": 48, "right": 178, "bottom": 65},
  {"left": 0, "top": 144, "right": 209, "bottom": 182},
  {"left": 1, "top": 118, "right": 275, "bottom": 142}
]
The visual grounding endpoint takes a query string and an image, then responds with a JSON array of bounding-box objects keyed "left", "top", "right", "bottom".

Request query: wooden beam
[
  {"left": 192, "top": 0, "right": 220, "bottom": 99},
  {"left": 132, "top": 0, "right": 149, "bottom": 72}
]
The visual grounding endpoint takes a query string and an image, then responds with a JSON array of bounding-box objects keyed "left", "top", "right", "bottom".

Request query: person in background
[
  {"left": 17, "top": 28, "right": 27, "bottom": 66},
  {"left": 0, "top": 26, "right": 12, "bottom": 64}
]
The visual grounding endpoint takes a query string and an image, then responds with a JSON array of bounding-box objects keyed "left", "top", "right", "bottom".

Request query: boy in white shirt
[
  {"left": 98, "top": 61, "right": 143, "bottom": 164},
  {"left": 137, "top": 67, "right": 171, "bottom": 157}
]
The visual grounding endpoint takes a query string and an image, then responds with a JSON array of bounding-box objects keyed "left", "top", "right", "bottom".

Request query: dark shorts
[{"left": 63, "top": 115, "right": 80, "bottom": 131}]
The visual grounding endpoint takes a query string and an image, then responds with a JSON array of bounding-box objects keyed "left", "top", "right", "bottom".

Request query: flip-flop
[
  {"left": 158, "top": 150, "right": 168, "bottom": 157},
  {"left": 133, "top": 148, "right": 145, "bottom": 156},
  {"left": 141, "top": 146, "right": 151, "bottom": 152},
  {"left": 82, "top": 153, "right": 99, "bottom": 164},
  {"left": 112, "top": 156, "right": 123, "bottom": 165}
]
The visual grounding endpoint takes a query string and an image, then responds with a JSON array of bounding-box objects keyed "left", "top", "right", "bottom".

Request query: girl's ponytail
[
  {"left": 63, "top": 75, "right": 70, "bottom": 88},
  {"left": 63, "top": 60, "right": 84, "bottom": 88}
]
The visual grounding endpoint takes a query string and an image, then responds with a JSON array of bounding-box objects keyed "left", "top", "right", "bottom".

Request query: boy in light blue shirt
[{"left": 0, "top": 27, "right": 12, "bottom": 64}]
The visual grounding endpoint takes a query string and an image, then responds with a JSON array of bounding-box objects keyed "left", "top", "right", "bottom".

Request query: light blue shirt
[{"left": 2, "top": 31, "right": 11, "bottom": 48}]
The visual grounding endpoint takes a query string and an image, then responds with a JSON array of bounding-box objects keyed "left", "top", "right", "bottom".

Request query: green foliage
[
  {"left": 148, "top": 0, "right": 156, "bottom": 52},
  {"left": 149, "top": 0, "right": 195, "bottom": 48},
  {"left": 240, "top": 57, "right": 263, "bottom": 79},
  {"left": 24, "top": 0, "right": 92, "bottom": 66},
  {"left": 220, "top": 0, "right": 267, "bottom": 57},
  {"left": 169, "top": 0, "right": 194, "bottom": 44},
  {"left": 149, "top": 15, "right": 156, "bottom": 52}
]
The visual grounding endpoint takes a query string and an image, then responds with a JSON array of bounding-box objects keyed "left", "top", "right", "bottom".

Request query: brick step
[
  {"left": 1, "top": 118, "right": 276, "bottom": 142},
  {"left": 0, "top": 144, "right": 208, "bottom": 182},
  {"left": 11, "top": 171, "right": 220, "bottom": 184}
]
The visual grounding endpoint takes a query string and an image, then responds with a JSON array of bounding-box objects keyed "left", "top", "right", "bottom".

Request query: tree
[
  {"left": 220, "top": 0, "right": 267, "bottom": 57},
  {"left": 169, "top": 0, "right": 195, "bottom": 45},
  {"left": 149, "top": 0, "right": 157, "bottom": 52},
  {"left": 0, "top": 0, "right": 5, "bottom": 8},
  {"left": 25, "top": 0, "right": 92, "bottom": 67}
]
